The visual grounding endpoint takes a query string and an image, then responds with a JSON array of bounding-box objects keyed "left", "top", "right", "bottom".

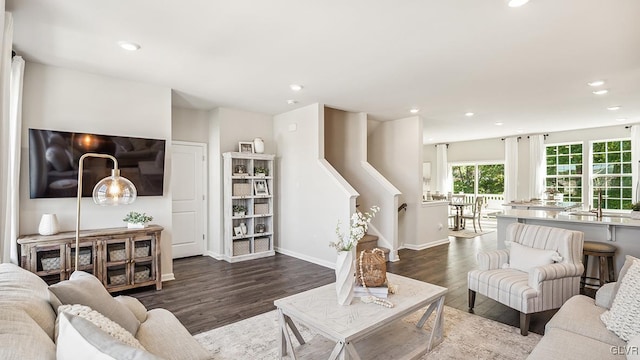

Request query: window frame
[
  {"left": 589, "top": 137, "right": 633, "bottom": 211},
  {"left": 544, "top": 141, "right": 584, "bottom": 203}
]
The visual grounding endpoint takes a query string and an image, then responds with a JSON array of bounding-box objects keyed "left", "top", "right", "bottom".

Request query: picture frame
[
  {"left": 238, "top": 142, "right": 254, "bottom": 153},
  {"left": 233, "top": 226, "right": 243, "bottom": 237},
  {"left": 254, "top": 179, "right": 269, "bottom": 196}
]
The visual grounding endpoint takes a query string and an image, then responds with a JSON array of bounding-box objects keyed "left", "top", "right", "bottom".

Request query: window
[
  {"left": 545, "top": 143, "right": 583, "bottom": 203},
  {"left": 451, "top": 163, "right": 504, "bottom": 197},
  {"left": 592, "top": 139, "right": 632, "bottom": 210}
]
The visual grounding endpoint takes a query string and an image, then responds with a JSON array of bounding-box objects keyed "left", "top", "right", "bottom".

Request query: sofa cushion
[
  {"left": 546, "top": 295, "right": 625, "bottom": 347},
  {"left": 595, "top": 282, "right": 616, "bottom": 309},
  {"left": 115, "top": 296, "right": 148, "bottom": 323},
  {"left": 136, "top": 308, "right": 210, "bottom": 360},
  {"left": 528, "top": 327, "right": 619, "bottom": 360},
  {"left": 601, "top": 259, "right": 640, "bottom": 341},
  {"left": 56, "top": 312, "right": 161, "bottom": 360},
  {"left": 58, "top": 304, "right": 146, "bottom": 350},
  {"left": 49, "top": 271, "right": 140, "bottom": 335},
  {"left": 0, "top": 263, "right": 57, "bottom": 339},
  {"left": 0, "top": 308, "right": 56, "bottom": 360},
  {"left": 508, "top": 242, "right": 560, "bottom": 272}
]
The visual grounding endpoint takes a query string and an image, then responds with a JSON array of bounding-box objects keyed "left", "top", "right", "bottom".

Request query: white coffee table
[{"left": 274, "top": 273, "right": 447, "bottom": 360}]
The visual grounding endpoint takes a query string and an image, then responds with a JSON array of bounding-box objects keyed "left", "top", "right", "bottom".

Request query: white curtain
[
  {"left": 435, "top": 144, "right": 449, "bottom": 194},
  {"left": 529, "top": 134, "right": 545, "bottom": 200},
  {"left": 1, "top": 13, "right": 21, "bottom": 264},
  {"left": 631, "top": 125, "right": 640, "bottom": 202},
  {"left": 504, "top": 137, "right": 519, "bottom": 203}
]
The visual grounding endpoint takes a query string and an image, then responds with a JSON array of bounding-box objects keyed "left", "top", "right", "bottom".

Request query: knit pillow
[
  {"left": 601, "top": 260, "right": 640, "bottom": 341},
  {"left": 57, "top": 304, "right": 145, "bottom": 350}
]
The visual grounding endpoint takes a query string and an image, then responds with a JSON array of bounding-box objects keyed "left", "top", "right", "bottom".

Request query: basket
[
  {"left": 233, "top": 183, "right": 251, "bottom": 196},
  {"left": 109, "top": 269, "right": 126, "bottom": 286},
  {"left": 134, "top": 244, "right": 150, "bottom": 258},
  {"left": 109, "top": 244, "right": 126, "bottom": 261},
  {"left": 254, "top": 203, "right": 269, "bottom": 215},
  {"left": 356, "top": 249, "right": 387, "bottom": 287},
  {"left": 254, "top": 237, "right": 270, "bottom": 252},
  {"left": 71, "top": 250, "right": 92, "bottom": 267},
  {"left": 233, "top": 240, "right": 250, "bottom": 256},
  {"left": 134, "top": 267, "right": 150, "bottom": 282},
  {"left": 41, "top": 254, "right": 61, "bottom": 271}
]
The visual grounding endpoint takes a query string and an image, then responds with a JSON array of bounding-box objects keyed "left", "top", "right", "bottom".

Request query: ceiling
[{"left": 7, "top": 0, "right": 640, "bottom": 144}]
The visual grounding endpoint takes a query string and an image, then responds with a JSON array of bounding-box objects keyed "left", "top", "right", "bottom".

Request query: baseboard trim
[
  {"left": 275, "top": 247, "right": 334, "bottom": 269},
  {"left": 204, "top": 251, "right": 224, "bottom": 260},
  {"left": 161, "top": 273, "right": 175, "bottom": 282},
  {"left": 401, "top": 238, "right": 450, "bottom": 251}
]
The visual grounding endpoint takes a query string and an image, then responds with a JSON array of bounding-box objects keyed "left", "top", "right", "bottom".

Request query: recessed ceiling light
[
  {"left": 410, "top": 108, "right": 420, "bottom": 114},
  {"left": 495, "top": 122, "right": 504, "bottom": 126},
  {"left": 287, "top": 99, "right": 298, "bottom": 105},
  {"left": 607, "top": 105, "right": 621, "bottom": 111},
  {"left": 117, "top": 41, "right": 141, "bottom": 51},
  {"left": 428, "top": 138, "right": 434, "bottom": 141},
  {"left": 465, "top": 112, "right": 474, "bottom": 117},
  {"left": 592, "top": 89, "right": 609, "bottom": 95},
  {"left": 289, "top": 84, "right": 303, "bottom": 91},
  {"left": 508, "top": 0, "right": 530, "bottom": 7},
  {"left": 516, "top": 129, "right": 524, "bottom": 133},
  {"left": 588, "top": 80, "right": 605, "bottom": 87},
  {"left": 616, "top": 118, "right": 628, "bottom": 122}
]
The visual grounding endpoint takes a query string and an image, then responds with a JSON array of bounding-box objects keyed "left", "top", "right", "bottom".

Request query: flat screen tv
[{"left": 29, "top": 128, "right": 166, "bottom": 199}]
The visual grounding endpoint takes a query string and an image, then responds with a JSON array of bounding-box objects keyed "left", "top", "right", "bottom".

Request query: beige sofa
[
  {"left": 529, "top": 262, "right": 640, "bottom": 359},
  {"left": 0, "top": 263, "right": 210, "bottom": 359}
]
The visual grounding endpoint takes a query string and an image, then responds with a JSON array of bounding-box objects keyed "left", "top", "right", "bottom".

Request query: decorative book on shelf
[{"left": 354, "top": 285, "right": 388, "bottom": 299}]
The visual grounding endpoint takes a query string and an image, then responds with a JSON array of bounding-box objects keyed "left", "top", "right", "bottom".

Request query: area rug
[
  {"left": 194, "top": 306, "right": 541, "bottom": 359},
  {"left": 448, "top": 229, "right": 494, "bottom": 238}
]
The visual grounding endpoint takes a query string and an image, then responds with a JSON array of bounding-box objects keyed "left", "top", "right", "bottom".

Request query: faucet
[{"left": 590, "top": 189, "right": 603, "bottom": 220}]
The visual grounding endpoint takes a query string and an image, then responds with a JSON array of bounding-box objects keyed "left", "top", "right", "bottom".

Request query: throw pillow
[
  {"left": 613, "top": 255, "right": 639, "bottom": 297},
  {"left": 58, "top": 304, "right": 145, "bottom": 350},
  {"left": 508, "top": 242, "right": 560, "bottom": 273},
  {"left": 49, "top": 271, "right": 140, "bottom": 336},
  {"left": 56, "top": 312, "right": 161, "bottom": 360},
  {"left": 600, "top": 260, "right": 640, "bottom": 341}
]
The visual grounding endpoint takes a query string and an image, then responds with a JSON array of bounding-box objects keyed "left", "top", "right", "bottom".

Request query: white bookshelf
[{"left": 222, "top": 152, "right": 275, "bottom": 262}]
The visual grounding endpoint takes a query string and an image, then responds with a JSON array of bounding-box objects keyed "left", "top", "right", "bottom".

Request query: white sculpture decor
[
  {"left": 38, "top": 214, "right": 60, "bottom": 236},
  {"left": 330, "top": 205, "right": 380, "bottom": 305},
  {"left": 253, "top": 137, "right": 265, "bottom": 154}
]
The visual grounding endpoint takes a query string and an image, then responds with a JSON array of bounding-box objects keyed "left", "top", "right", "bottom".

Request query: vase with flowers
[{"left": 330, "top": 205, "right": 380, "bottom": 305}]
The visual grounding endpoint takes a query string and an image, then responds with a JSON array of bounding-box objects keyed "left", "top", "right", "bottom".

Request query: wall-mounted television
[{"left": 29, "top": 128, "right": 166, "bottom": 199}]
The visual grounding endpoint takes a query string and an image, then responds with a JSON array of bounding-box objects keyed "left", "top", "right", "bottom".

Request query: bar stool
[{"left": 581, "top": 241, "right": 616, "bottom": 290}]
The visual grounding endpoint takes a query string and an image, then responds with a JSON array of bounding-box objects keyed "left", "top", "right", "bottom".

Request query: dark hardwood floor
[{"left": 125, "top": 228, "right": 559, "bottom": 335}]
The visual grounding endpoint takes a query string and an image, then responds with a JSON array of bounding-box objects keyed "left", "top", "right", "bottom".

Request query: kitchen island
[{"left": 497, "top": 209, "right": 640, "bottom": 276}]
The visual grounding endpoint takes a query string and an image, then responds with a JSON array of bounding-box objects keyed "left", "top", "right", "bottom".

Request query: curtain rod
[
  {"left": 500, "top": 136, "right": 522, "bottom": 141},
  {"left": 434, "top": 143, "right": 449, "bottom": 148}
]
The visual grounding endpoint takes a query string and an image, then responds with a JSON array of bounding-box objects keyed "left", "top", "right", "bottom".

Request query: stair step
[{"left": 356, "top": 234, "right": 390, "bottom": 262}]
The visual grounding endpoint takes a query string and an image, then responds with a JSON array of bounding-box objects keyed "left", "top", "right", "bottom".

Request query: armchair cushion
[{"left": 508, "top": 242, "right": 560, "bottom": 272}]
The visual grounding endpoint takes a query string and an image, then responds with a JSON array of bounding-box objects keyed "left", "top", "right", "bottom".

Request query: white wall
[
  {"left": 19, "top": 62, "right": 174, "bottom": 278},
  {"left": 207, "top": 107, "right": 274, "bottom": 257},
  {"left": 425, "top": 124, "right": 632, "bottom": 202},
  {"left": 274, "top": 103, "right": 356, "bottom": 268},
  {"left": 369, "top": 116, "right": 447, "bottom": 249},
  {"left": 172, "top": 106, "right": 209, "bottom": 143},
  {"left": 324, "top": 107, "right": 400, "bottom": 260}
]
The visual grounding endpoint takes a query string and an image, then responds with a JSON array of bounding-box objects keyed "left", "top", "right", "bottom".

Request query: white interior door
[{"left": 171, "top": 141, "right": 206, "bottom": 258}]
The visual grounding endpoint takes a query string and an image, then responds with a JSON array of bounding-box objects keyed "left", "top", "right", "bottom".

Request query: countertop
[{"left": 497, "top": 209, "right": 640, "bottom": 228}]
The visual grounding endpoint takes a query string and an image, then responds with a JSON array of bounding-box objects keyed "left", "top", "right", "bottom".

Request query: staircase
[{"left": 356, "top": 234, "right": 390, "bottom": 262}]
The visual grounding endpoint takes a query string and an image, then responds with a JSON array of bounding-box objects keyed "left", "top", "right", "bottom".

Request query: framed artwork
[
  {"left": 233, "top": 226, "right": 243, "bottom": 237},
  {"left": 254, "top": 179, "right": 269, "bottom": 196},
  {"left": 239, "top": 142, "right": 254, "bottom": 153}
]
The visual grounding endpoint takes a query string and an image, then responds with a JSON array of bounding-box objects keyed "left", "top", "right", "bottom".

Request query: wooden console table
[{"left": 17, "top": 225, "right": 163, "bottom": 292}]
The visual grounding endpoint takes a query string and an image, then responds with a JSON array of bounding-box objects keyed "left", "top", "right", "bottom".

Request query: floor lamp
[{"left": 75, "top": 153, "right": 137, "bottom": 272}]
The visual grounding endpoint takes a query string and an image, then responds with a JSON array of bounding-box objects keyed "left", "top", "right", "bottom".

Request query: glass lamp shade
[{"left": 92, "top": 169, "right": 137, "bottom": 206}]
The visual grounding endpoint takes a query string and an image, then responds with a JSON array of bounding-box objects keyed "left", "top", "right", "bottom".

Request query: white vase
[
  {"left": 335, "top": 249, "right": 356, "bottom": 305},
  {"left": 127, "top": 223, "right": 146, "bottom": 229},
  {"left": 630, "top": 211, "right": 640, "bottom": 220},
  {"left": 38, "top": 214, "right": 60, "bottom": 235},
  {"left": 253, "top": 137, "right": 265, "bottom": 154}
]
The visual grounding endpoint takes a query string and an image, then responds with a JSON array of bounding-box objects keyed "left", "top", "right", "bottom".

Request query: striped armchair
[{"left": 467, "top": 223, "right": 584, "bottom": 335}]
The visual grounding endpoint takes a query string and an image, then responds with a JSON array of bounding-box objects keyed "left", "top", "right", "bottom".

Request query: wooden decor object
[{"left": 356, "top": 248, "right": 387, "bottom": 287}]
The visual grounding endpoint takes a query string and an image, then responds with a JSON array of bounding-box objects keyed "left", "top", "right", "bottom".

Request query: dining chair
[{"left": 462, "top": 196, "right": 484, "bottom": 233}]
